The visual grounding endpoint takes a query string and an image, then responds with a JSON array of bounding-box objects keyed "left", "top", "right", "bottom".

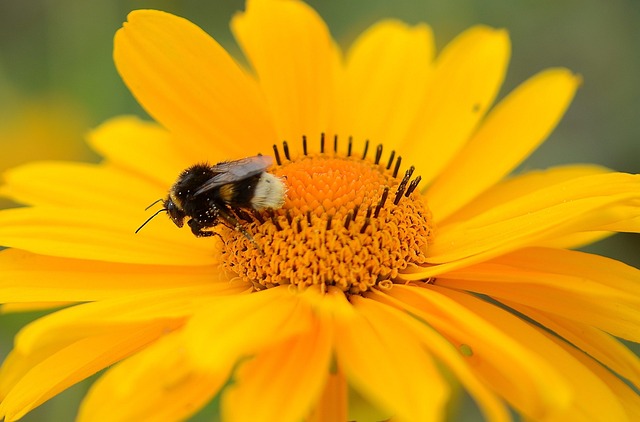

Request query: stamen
[
  {"left": 326, "top": 215, "right": 333, "bottom": 230},
  {"left": 361, "top": 139, "right": 369, "bottom": 160},
  {"left": 360, "top": 207, "right": 372, "bottom": 234},
  {"left": 303, "top": 135, "right": 308, "bottom": 156},
  {"left": 272, "top": 144, "right": 282, "bottom": 165},
  {"left": 394, "top": 166, "right": 415, "bottom": 205},
  {"left": 374, "top": 144, "right": 383, "bottom": 165},
  {"left": 235, "top": 208, "right": 253, "bottom": 223},
  {"left": 270, "top": 210, "right": 283, "bottom": 231},
  {"left": 285, "top": 209, "right": 293, "bottom": 225},
  {"left": 386, "top": 150, "right": 396, "bottom": 170},
  {"left": 374, "top": 187, "right": 389, "bottom": 218},
  {"left": 306, "top": 210, "right": 313, "bottom": 226},
  {"left": 405, "top": 176, "right": 422, "bottom": 197},
  {"left": 320, "top": 133, "right": 325, "bottom": 154},
  {"left": 359, "top": 217, "right": 370, "bottom": 234},
  {"left": 344, "top": 212, "right": 352, "bottom": 229},
  {"left": 403, "top": 166, "right": 415, "bottom": 184},
  {"left": 252, "top": 210, "right": 265, "bottom": 224},
  {"left": 393, "top": 156, "right": 402, "bottom": 178},
  {"left": 347, "top": 136, "right": 353, "bottom": 157},
  {"left": 296, "top": 217, "right": 303, "bottom": 233},
  {"left": 352, "top": 204, "right": 360, "bottom": 218},
  {"left": 283, "top": 141, "right": 291, "bottom": 161},
  {"left": 333, "top": 135, "right": 338, "bottom": 154}
]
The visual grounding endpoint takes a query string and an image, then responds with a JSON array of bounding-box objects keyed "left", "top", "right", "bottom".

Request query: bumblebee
[{"left": 137, "top": 155, "right": 286, "bottom": 247}]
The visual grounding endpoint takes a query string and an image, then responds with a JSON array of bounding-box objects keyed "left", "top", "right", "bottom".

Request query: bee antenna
[
  {"left": 135, "top": 208, "right": 167, "bottom": 234},
  {"left": 144, "top": 198, "right": 164, "bottom": 211}
]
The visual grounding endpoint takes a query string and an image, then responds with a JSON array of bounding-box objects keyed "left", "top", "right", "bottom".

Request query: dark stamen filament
[
  {"left": 360, "top": 209, "right": 372, "bottom": 234},
  {"left": 348, "top": 136, "right": 353, "bottom": 157},
  {"left": 405, "top": 176, "right": 422, "bottom": 197},
  {"left": 285, "top": 209, "right": 293, "bottom": 225},
  {"left": 394, "top": 166, "right": 414, "bottom": 205},
  {"left": 326, "top": 215, "right": 333, "bottom": 230},
  {"left": 361, "top": 140, "right": 369, "bottom": 160},
  {"left": 393, "top": 156, "right": 402, "bottom": 178},
  {"left": 320, "top": 133, "right": 325, "bottom": 153},
  {"left": 333, "top": 135, "right": 338, "bottom": 153},
  {"left": 374, "top": 187, "right": 389, "bottom": 218},
  {"left": 252, "top": 210, "right": 265, "bottom": 224},
  {"left": 272, "top": 144, "right": 282, "bottom": 165},
  {"left": 344, "top": 212, "right": 352, "bottom": 229},
  {"left": 374, "top": 144, "right": 383, "bottom": 165},
  {"left": 303, "top": 135, "right": 308, "bottom": 156},
  {"left": 404, "top": 166, "right": 415, "bottom": 183},
  {"left": 271, "top": 211, "right": 283, "bottom": 231},
  {"left": 283, "top": 141, "right": 291, "bottom": 161},
  {"left": 386, "top": 150, "right": 396, "bottom": 170},
  {"left": 306, "top": 211, "right": 313, "bottom": 226},
  {"left": 235, "top": 208, "right": 253, "bottom": 223}
]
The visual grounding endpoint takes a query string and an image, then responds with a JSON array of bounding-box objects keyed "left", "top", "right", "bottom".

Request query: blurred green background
[{"left": 1, "top": 0, "right": 639, "bottom": 420}]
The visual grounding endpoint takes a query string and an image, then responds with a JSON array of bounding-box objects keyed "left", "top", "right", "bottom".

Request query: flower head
[{"left": 2, "top": 1, "right": 640, "bottom": 421}]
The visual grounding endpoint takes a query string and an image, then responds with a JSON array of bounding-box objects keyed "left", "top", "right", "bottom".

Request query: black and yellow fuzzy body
[{"left": 160, "top": 156, "right": 286, "bottom": 240}]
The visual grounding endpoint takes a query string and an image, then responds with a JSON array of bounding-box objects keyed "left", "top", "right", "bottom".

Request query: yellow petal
[
  {"left": 439, "top": 247, "right": 640, "bottom": 341},
  {"left": 387, "top": 285, "right": 572, "bottom": 419},
  {"left": 12, "top": 285, "right": 232, "bottom": 356},
  {"left": 86, "top": 116, "right": 194, "bottom": 186},
  {"left": 1, "top": 161, "right": 163, "bottom": 209},
  {"left": 427, "top": 172, "right": 640, "bottom": 265},
  {"left": 0, "top": 207, "right": 218, "bottom": 266},
  {"left": 401, "top": 26, "right": 510, "bottom": 185},
  {"left": 308, "top": 368, "right": 348, "bottom": 422},
  {"left": 508, "top": 304, "right": 640, "bottom": 391},
  {"left": 78, "top": 330, "right": 228, "bottom": 422},
  {"left": 551, "top": 335, "right": 640, "bottom": 420},
  {"left": 333, "top": 20, "right": 434, "bottom": 150},
  {"left": 446, "top": 287, "right": 630, "bottom": 421},
  {"left": 114, "top": 10, "right": 276, "bottom": 158},
  {"left": 0, "top": 321, "right": 170, "bottom": 421},
  {"left": 441, "top": 164, "right": 610, "bottom": 225},
  {"left": 536, "top": 328, "right": 632, "bottom": 421},
  {"left": 537, "top": 230, "right": 613, "bottom": 249},
  {"left": 185, "top": 286, "right": 310, "bottom": 371},
  {"left": 598, "top": 212, "right": 640, "bottom": 233},
  {"left": 365, "top": 291, "right": 510, "bottom": 422},
  {"left": 334, "top": 295, "right": 449, "bottom": 422},
  {"left": 299, "top": 285, "right": 358, "bottom": 322},
  {"left": 0, "top": 249, "right": 221, "bottom": 303},
  {"left": 222, "top": 320, "right": 332, "bottom": 422},
  {"left": 427, "top": 68, "right": 581, "bottom": 220},
  {"left": 231, "top": 0, "right": 339, "bottom": 142}
]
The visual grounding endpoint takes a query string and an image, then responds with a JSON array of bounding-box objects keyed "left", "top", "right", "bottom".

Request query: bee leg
[
  {"left": 187, "top": 218, "right": 221, "bottom": 239},
  {"left": 216, "top": 208, "right": 263, "bottom": 254}
]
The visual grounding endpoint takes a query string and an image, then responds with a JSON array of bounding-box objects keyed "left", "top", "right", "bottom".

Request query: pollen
[{"left": 222, "top": 137, "right": 433, "bottom": 295}]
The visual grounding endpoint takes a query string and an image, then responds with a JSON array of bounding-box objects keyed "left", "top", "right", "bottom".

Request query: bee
[{"left": 136, "top": 155, "right": 286, "bottom": 249}]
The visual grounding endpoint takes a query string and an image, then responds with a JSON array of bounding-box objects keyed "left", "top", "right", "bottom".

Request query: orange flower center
[{"left": 222, "top": 137, "right": 433, "bottom": 295}]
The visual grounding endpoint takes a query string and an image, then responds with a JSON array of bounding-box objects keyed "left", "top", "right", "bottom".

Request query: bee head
[
  {"left": 135, "top": 196, "right": 186, "bottom": 234},
  {"left": 164, "top": 196, "right": 186, "bottom": 228}
]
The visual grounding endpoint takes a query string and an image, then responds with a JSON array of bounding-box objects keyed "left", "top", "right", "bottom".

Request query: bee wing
[{"left": 193, "top": 155, "right": 274, "bottom": 196}]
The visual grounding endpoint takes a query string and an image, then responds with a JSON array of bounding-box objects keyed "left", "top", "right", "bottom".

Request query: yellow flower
[{"left": 1, "top": 0, "right": 640, "bottom": 421}]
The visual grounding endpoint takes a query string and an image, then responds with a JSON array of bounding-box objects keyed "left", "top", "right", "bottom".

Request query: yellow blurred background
[{"left": 0, "top": 1, "right": 639, "bottom": 420}]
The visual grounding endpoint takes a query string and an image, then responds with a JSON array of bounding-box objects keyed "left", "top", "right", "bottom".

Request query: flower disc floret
[{"left": 222, "top": 143, "right": 433, "bottom": 294}]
